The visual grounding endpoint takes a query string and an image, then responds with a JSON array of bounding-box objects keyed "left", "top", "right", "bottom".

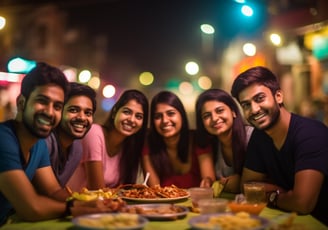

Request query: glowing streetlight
[
  {"left": 200, "top": 24, "right": 215, "bottom": 35},
  {"left": 200, "top": 24, "right": 215, "bottom": 56}
]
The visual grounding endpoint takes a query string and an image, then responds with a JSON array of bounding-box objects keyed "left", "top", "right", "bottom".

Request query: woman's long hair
[
  {"left": 103, "top": 89, "right": 149, "bottom": 184},
  {"left": 195, "top": 88, "right": 247, "bottom": 174},
  {"left": 147, "top": 91, "right": 190, "bottom": 180}
]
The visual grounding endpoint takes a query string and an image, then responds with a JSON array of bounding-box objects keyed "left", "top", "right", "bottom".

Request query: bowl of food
[
  {"left": 228, "top": 201, "right": 266, "bottom": 215},
  {"left": 198, "top": 198, "right": 228, "bottom": 214}
]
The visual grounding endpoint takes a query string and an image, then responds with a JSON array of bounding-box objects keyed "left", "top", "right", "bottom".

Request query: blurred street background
[{"left": 1, "top": 0, "right": 328, "bottom": 127}]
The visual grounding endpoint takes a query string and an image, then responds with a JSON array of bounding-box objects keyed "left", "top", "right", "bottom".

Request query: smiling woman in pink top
[{"left": 68, "top": 89, "right": 149, "bottom": 191}]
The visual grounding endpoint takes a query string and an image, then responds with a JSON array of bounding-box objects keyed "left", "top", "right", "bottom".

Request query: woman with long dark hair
[
  {"left": 195, "top": 88, "right": 253, "bottom": 193},
  {"left": 68, "top": 89, "right": 149, "bottom": 190},
  {"left": 142, "top": 91, "right": 215, "bottom": 188}
]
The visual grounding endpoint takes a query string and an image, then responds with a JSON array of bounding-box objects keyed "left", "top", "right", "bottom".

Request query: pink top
[
  {"left": 67, "top": 124, "right": 121, "bottom": 191},
  {"left": 143, "top": 143, "right": 211, "bottom": 189}
]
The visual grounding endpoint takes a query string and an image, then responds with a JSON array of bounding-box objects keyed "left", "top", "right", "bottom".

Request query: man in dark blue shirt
[{"left": 231, "top": 66, "right": 328, "bottom": 226}]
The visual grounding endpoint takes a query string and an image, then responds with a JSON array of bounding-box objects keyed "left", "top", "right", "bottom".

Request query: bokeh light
[
  {"left": 88, "top": 76, "right": 101, "bottom": 90},
  {"left": 185, "top": 61, "right": 199, "bottom": 76},
  {"left": 102, "top": 84, "right": 116, "bottom": 98},
  {"left": 62, "top": 67, "right": 77, "bottom": 82},
  {"left": 198, "top": 76, "right": 212, "bottom": 90},
  {"left": 241, "top": 5, "right": 253, "bottom": 17},
  {"left": 78, "top": 70, "right": 91, "bottom": 83},
  {"left": 0, "top": 16, "right": 6, "bottom": 30},
  {"left": 179, "top": 81, "right": 194, "bottom": 95},
  {"left": 200, "top": 24, "right": 215, "bottom": 34},
  {"left": 166, "top": 78, "right": 180, "bottom": 90},
  {"left": 243, "top": 43, "right": 256, "bottom": 56},
  {"left": 270, "top": 33, "right": 282, "bottom": 46},
  {"left": 101, "top": 98, "right": 116, "bottom": 112},
  {"left": 139, "top": 71, "right": 154, "bottom": 86},
  {"left": 7, "top": 57, "right": 36, "bottom": 73}
]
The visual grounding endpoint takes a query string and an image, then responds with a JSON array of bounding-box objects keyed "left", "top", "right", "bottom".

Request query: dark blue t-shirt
[
  {"left": 246, "top": 114, "right": 328, "bottom": 225},
  {"left": 0, "top": 120, "right": 50, "bottom": 225}
]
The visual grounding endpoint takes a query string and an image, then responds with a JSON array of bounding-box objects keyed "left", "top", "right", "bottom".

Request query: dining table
[{"left": 1, "top": 192, "right": 327, "bottom": 230}]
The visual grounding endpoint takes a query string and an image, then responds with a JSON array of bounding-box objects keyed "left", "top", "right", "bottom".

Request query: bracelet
[{"left": 64, "top": 199, "right": 75, "bottom": 216}]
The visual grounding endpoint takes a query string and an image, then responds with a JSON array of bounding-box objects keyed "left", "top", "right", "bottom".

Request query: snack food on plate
[
  {"left": 71, "top": 187, "right": 118, "bottom": 201},
  {"left": 121, "top": 184, "right": 189, "bottom": 199}
]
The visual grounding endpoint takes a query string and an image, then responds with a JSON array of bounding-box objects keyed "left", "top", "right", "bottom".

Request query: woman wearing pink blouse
[{"left": 68, "top": 89, "right": 149, "bottom": 191}]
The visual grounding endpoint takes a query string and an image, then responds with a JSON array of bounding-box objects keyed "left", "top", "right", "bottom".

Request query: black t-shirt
[{"left": 246, "top": 113, "right": 328, "bottom": 225}]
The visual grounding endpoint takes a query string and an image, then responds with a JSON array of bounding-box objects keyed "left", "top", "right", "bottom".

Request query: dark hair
[
  {"left": 68, "top": 82, "right": 97, "bottom": 113},
  {"left": 21, "top": 62, "right": 69, "bottom": 101},
  {"left": 195, "top": 88, "right": 247, "bottom": 174},
  {"left": 231, "top": 66, "right": 281, "bottom": 101},
  {"left": 103, "top": 89, "right": 149, "bottom": 184},
  {"left": 148, "top": 91, "right": 190, "bottom": 179}
]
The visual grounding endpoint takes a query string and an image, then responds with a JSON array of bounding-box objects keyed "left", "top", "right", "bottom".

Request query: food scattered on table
[{"left": 192, "top": 211, "right": 262, "bottom": 230}]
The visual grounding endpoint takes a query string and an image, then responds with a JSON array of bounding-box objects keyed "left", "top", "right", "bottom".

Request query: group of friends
[{"left": 0, "top": 62, "right": 327, "bottom": 226}]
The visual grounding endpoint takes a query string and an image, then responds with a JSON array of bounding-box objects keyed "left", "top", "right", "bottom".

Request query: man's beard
[
  {"left": 22, "top": 111, "right": 53, "bottom": 138},
  {"left": 262, "top": 105, "right": 281, "bottom": 131}
]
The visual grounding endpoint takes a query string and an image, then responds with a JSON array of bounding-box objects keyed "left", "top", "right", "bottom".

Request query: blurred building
[
  {"left": 1, "top": 0, "right": 328, "bottom": 125},
  {"left": 220, "top": 0, "right": 328, "bottom": 124}
]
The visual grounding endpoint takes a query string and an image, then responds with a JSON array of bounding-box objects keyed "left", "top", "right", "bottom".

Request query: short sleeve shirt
[
  {"left": 0, "top": 120, "right": 50, "bottom": 225},
  {"left": 67, "top": 124, "right": 121, "bottom": 191},
  {"left": 246, "top": 114, "right": 328, "bottom": 223},
  {"left": 45, "top": 132, "right": 83, "bottom": 187}
]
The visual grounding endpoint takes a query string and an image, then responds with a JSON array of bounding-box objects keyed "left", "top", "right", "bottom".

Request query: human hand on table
[{"left": 200, "top": 177, "right": 213, "bottom": 188}]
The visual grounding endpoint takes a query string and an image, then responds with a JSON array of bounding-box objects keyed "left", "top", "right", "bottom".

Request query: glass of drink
[
  {"left": 243, "top": 182, "right": 266, "bottom": 204},
  {"left": 188, "top": 187, "right": 213, "bottom": 208}
]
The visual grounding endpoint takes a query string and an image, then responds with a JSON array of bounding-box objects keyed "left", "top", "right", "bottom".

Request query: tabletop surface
[{"left": 2, "top": 193, "right": 327, "bottom": 230}]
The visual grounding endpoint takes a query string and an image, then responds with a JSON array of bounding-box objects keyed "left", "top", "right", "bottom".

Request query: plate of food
[
  {"left": 69, "top": 187, "right": 119, "bottom": 201},
  {"left": 119, "top": 184, "right": 190, "bottom": 203},
  {"left": 123, "top": 203, "right": 189, "bottom": 220},
  {"left": 188, "top": 211, "right": 270, "bottom": 230},
  {"left": 72, "top": 213, "right": 148, "bottom": 230}
]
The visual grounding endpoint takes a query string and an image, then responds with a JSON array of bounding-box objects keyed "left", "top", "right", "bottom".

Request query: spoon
[{"left": 143, "top": 172, "right": 150, "bottom": 186}]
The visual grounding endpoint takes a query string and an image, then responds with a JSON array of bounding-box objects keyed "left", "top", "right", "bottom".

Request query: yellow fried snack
[
  {"left": 71, "top": 192, "right": 98, "bottom": 201},
  {"left": 71, "top": 188, "right": 117, "bottom": 201},
  {"left": 212, "top": 181, "right": 224, "bottom": 198}
]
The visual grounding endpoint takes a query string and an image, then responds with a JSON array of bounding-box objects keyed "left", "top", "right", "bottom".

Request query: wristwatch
[{"left": 268, "top": 190, "right": 280, "bottom": 208}]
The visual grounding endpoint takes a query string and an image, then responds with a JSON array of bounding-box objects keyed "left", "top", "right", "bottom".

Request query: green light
[{"left": 7, "top": 57, "right": 36, "bottom": 73}]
